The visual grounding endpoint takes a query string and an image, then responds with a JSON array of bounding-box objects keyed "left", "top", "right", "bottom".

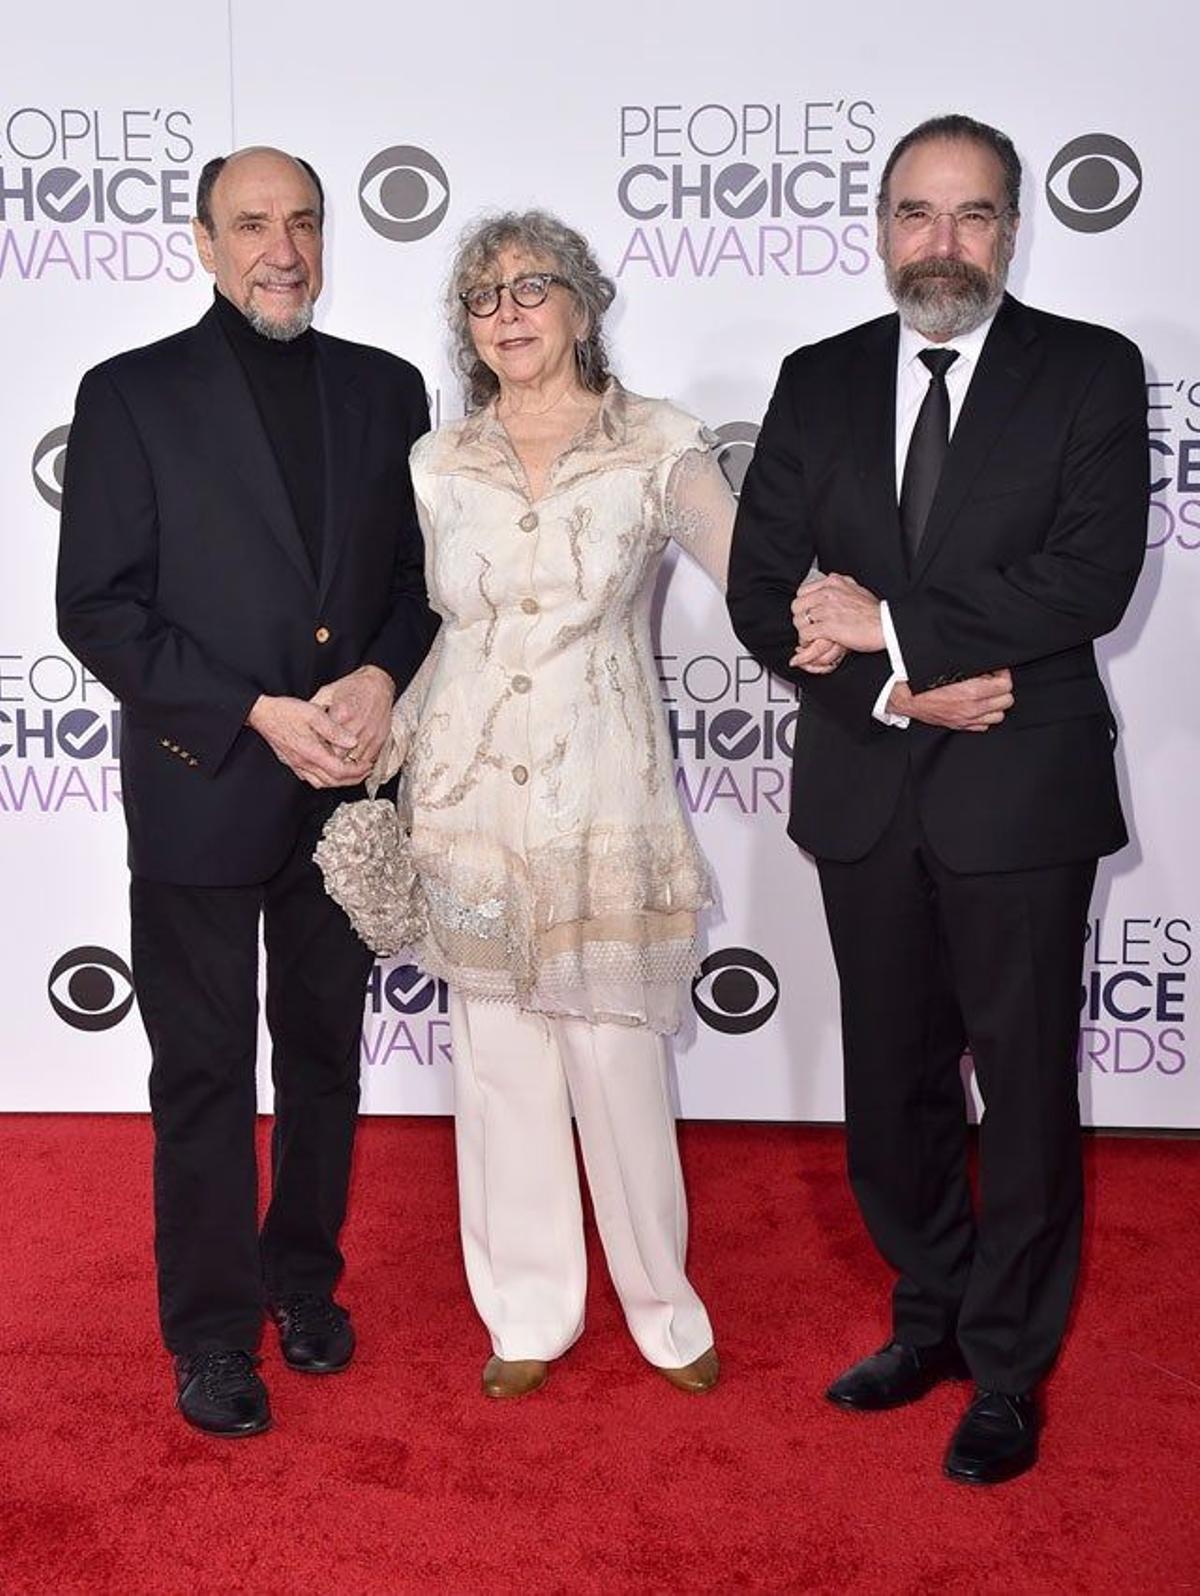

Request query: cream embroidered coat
[{"left": 390, "top": 382, "right": 735, "bottom": 1032}]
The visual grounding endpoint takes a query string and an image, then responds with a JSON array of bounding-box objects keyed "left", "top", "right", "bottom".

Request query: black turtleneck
[{"left": 213, "top": 288, "right": 325, "bottom": 578}]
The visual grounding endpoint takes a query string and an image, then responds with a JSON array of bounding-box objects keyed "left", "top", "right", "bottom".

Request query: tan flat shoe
[
  {"left": 482, "top": 1356, "right": 549, "bottom": 1400},
  {"left": 659, "top": 1346, "right": 719, "bottom": 1394}
]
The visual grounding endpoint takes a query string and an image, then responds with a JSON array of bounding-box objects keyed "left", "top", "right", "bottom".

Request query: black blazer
[
  {"left": 57, "top": 306, "right": 437, "bottom": 886},
  {"left": 727, "top": 295, "right": 1149, "bottom": 871}
]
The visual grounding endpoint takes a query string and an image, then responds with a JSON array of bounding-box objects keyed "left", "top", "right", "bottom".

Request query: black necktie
[{"left": 899, "top": 347, "right": 959, "bottom": 563}]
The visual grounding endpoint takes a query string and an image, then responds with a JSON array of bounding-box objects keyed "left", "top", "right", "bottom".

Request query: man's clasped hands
[{"left": 789, "top": 571, "right": 1014, "bottom": 733}]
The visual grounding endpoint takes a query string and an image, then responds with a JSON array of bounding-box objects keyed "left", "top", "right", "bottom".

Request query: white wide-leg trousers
[{"left": 448, "top": 994, "right": 714, "bottom": 1369}]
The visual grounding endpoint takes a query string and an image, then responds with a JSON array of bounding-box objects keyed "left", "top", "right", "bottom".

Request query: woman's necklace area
[{"left": 498, "top": 382, "right": 595, "bottom": 425}]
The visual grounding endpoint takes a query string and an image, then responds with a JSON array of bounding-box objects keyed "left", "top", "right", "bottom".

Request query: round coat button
[
  {"left": 518, "top": 511, "right": 538, "bottom": 532},
  {"left": 512, "top": 674, "right": 531, "bottom": 693},
  {"left": 521, "top": 597, "right": 540, "bottom": 615},
  {"left": 315, "top": 626, "right": 331, "bottom": 644},
  {"left": 511, "top": 764, "right": 529, "bottom": 785}
]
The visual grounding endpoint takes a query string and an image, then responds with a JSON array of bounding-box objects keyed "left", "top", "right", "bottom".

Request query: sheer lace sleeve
[
  {"left": 663, "top": 442, "right": 736, "bottom": 591},
  {"left": 367, "top": 490, "right": 444, "bottom": 794}
]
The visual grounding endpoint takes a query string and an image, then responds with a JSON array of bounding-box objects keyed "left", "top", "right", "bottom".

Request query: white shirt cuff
[
  {"left": 872, "top": 672, "right": 910, "bottom": 728},
  {"left": 880, "top": 601, "right": 909, "bottom": 681},
  {"left": 872, "top": 603, "right": 910, "bottom": 728}
]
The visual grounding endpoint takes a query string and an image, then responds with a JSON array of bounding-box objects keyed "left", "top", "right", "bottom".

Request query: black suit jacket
[
  {"left": 57, "top": 306, "right": 437, "bottom": 886},
  {"left": 727, "top": 294, "right": 1149, "bottom": 872}
]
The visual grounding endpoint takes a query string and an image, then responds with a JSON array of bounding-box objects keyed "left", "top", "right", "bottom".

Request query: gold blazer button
[
  {"left": 511, "top": 764, "right": 529, "bottom": 785},
  {"left": 315, "top": 626, "right": 331, "bottom": 644}
]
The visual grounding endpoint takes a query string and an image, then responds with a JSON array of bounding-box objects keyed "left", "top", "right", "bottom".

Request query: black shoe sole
[
  {"left": 944, "top": 1450, "right": 1038, "bottom": 1486},
  {"left": 281, "top": 1355, "right": 353, "bottom": 1374},
  {"left": 825, "top": 1372, "right": 969, "bottom": 1412},
  {"left": 179, "top": 1410, "right": 272, "bottom": 1438},
  {"left": 826, "top": 1392, "right": 930, "bottom": 1411}
]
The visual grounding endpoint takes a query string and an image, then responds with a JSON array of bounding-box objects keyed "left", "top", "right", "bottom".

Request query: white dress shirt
[{"left": 873, "top": 312, "right": 997, "bottom": 726}]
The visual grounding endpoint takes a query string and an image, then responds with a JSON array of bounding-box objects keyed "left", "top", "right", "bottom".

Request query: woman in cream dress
[{"left": 356, "top": 211, "right": 735, "bottom": 1398}]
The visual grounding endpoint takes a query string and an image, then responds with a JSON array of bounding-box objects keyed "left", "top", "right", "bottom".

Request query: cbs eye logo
[
  {"left": 691, "top": 947, "right": 779, "bottom": 1034},
  {"left": 32, "top": 425, "right": 71, "bottom": 511},
  {"left": 712, "top": 422, "right": 760, "bottom": 499},
  {"left": 359, "top": 145, "right": 450, "bottom": 242},
  {"left": 48, "top": 946, "right": 135, "bottom": 1032},
  {"left": 1046, "top": 135, "right": 1142, "bottom": 234}
]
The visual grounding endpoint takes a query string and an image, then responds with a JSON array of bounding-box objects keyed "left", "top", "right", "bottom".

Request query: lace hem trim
[{"left": 417, "top": 935, "right": 698, "bottom": 1033}]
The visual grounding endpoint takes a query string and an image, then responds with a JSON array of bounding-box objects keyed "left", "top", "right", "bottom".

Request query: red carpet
[{"left": 1, "top": 1118, "right": 1197, "bottom": 1595}]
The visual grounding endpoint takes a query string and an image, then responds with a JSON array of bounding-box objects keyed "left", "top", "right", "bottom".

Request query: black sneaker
[
  {"left": 175, "top": 1350, "right": 271, "bottom": 1437},
  {"left": 271, "top": 1294, "right": 355, "bottom": 1374}
]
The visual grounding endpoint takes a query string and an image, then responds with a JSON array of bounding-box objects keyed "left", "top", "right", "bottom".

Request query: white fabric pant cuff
[{"left": 449, "top": 993, "right": 714, "bottom": 1370}]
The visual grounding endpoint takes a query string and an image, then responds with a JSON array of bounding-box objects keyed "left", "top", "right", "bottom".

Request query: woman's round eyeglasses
[{"left": 459, "top": 272, "right": 568, "bottom": 318}]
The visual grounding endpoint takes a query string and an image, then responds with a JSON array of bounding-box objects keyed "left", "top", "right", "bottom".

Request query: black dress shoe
[
  {"left": 826, "top": 1339, "right": 968, "bottom": 1411},
  {"left": 272, "top": 1293, "right": 355, "bottom": 1373},
  {"left": 175, "top": 1350, "right": 271, "bottom": 1437},
  {"left": 944, "top": 1389, "right": 1039, "bottom": 1485}
]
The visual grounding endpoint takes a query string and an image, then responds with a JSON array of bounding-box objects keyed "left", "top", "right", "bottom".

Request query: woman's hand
[
  {"left": 789, "top": 637, "right": 848, "bottom": 674},
  {"left": 791, "top": 573, "right": 885, "bottom": 655},
  {"left": 310, "top": 665, "right": 396, "bottom": 781}
]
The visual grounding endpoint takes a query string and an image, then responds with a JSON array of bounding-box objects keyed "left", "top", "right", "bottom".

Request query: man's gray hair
[{"left": 446, "top": 209, "right": 616, "bottom": 412}]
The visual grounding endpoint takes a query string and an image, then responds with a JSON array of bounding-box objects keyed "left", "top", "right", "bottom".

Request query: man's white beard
[
  {"left": 886, "top": 256, "right": 1007, "bottom": 341},
  {"left": 245, "top": 287, "right": 314, "bottom": 342}
]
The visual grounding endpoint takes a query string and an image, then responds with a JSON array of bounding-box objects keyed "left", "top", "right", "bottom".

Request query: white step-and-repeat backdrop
[{"left": 2, "top": 1, "right": 1196, "bottom": 1127}]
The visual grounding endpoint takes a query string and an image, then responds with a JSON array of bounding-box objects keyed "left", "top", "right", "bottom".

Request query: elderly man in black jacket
[
  {"left": 728, "top": 114, "right": 1147, "bottom": 1484},
  {"left": 57, "top": 147, "right": 436, "bottom": 1436}
]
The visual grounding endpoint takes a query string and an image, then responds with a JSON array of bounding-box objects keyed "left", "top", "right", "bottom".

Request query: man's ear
[{"left": 192, "top": 218, "right": 216, "bottom": 276}]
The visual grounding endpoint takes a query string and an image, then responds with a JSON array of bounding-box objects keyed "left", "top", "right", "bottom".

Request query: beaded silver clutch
[{"left": 314, "top": 798, "right": 427, "bottom": 956}]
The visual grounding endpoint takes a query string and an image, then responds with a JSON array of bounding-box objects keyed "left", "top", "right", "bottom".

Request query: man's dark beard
[{"left": 886, "top": 256, "right": 1005, "bottom": 340}]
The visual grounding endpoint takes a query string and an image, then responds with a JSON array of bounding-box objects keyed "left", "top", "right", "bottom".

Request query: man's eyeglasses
[
  {"left": 891, "top": 205, "right": 1013, "bottom": 238},
  {"left": 459, "top": 272, "right": 567, "bottom": 318}
]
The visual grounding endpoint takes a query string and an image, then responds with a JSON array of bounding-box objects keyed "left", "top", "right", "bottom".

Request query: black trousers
[
  {"left": 130, "top": 804, "right": 374, "bottom": 1355},
  {"left": 816, "top": 777, "right": 1095, "bottom": 1394}
]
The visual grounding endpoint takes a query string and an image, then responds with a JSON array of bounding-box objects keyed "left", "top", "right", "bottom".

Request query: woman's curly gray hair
[{"left": 446, "top": 209, "right": 616, "bottom": 412}]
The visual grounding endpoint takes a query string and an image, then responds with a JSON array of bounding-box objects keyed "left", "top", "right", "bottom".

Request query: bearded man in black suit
[
  {"left": 728, "top": 114, "right": 1148, "bottom": 1484},
  {"left": 57, "top": 147, "right": 436, "bottom": 1436}
]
